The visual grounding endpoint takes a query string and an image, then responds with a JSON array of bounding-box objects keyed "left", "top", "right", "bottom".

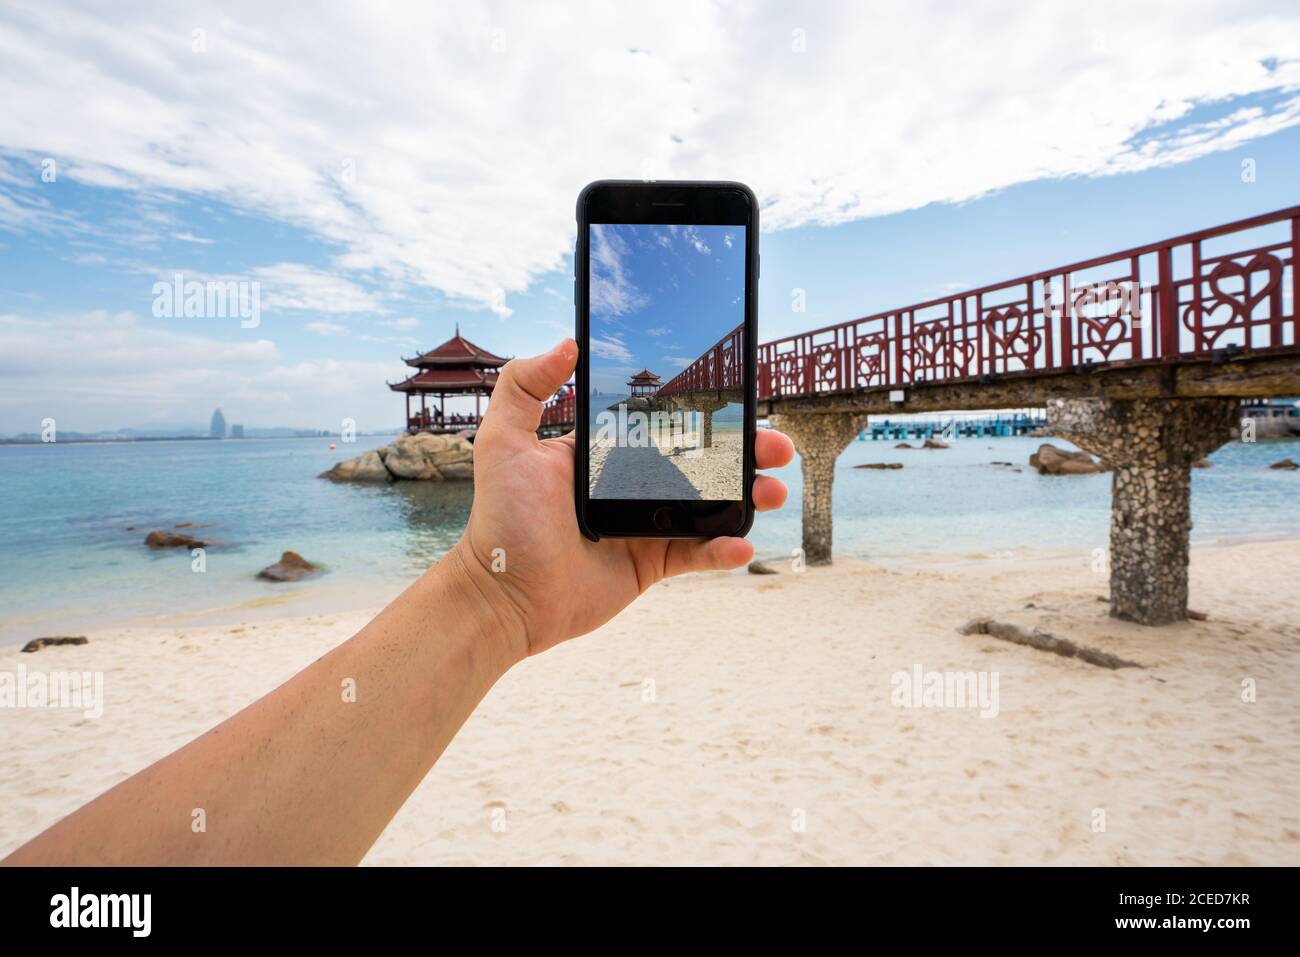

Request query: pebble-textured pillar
[
  {"left": 673, "top": 395, "right": 728, "bottom": 448},
  {"left": 1049, "top": 398, "right": 1239, "bottom": 625},
  {"left": 769, "top": 412, "right": 868, "bottom": 566}
]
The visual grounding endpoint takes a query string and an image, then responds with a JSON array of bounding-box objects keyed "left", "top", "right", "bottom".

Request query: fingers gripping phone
[{"left": 574, "top": 181, "right": 758, "bottom": 540}]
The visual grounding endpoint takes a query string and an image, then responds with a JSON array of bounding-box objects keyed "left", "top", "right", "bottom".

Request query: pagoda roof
[
  {"left": 388, "top": 368, "right": 500, "bottom": 394},
  {"left": 628, "top": 369, "right": 662, "bottom": 383},
  {"left": 404, "top": 331, "right": 509, "bottom": 369}
]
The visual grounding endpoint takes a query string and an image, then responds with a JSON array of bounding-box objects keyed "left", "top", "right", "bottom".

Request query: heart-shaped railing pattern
[
  {"left": 1181, "top": 253, "right": 1284, "bottom": 351},
  {"left": 1074, "top": 287, "right": 1134, "bottom": 360},
  {"left": 854, "top": 333, "right": 888, "bottom": 387},
  {"left": 701, "top": 208, "right": 1297, "bottom": 407},
  {"left": 983, "top": 305, "right": 1041, "bottom": 369}
]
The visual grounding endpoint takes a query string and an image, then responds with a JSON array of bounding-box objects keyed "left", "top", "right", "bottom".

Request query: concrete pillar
[
  {"left": 1049, "top": 398, "right": 1239, "bottom": 625},
  {"left": 769, "top": 412, "right": 868, "bottom": 566}
]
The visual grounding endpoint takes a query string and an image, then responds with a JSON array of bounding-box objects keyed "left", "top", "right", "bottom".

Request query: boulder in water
[
  {"left": 320, "top": 432, "right": 476, "bottom": 483},
  {"left": 257, "top": 551, "right": 321, "bottom": 582},
  {"left": 320, "top": 449, "right": 392, "bottom": 483},
  {"left": 1028, "top": 443, "right": 1107, "bottom": 475},
  {"left": 145, "top": 530, "right": 208, "bottom": 549}
]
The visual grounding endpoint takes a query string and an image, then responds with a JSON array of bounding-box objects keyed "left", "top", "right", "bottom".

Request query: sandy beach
[
  {"left": 589, "top": 428, "right": 744, "bottom": 500},
  {"left": 3, "top": 537, "right": 1297, "bottom": 866}
]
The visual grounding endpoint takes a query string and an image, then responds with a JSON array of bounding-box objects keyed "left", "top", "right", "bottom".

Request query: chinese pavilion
[
  {"left": 627, "top": 369, "right": 662, "bottom": 397},
  {"left": 388, "top": 327, "right": 509, "bottom": 433}
]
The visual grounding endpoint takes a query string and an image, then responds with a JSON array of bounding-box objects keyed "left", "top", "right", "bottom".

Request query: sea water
[{"left": 1, "top": 433, "right": 1296, "bottom": 646}]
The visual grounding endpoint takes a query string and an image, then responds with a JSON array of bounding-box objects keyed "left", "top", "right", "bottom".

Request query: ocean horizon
[{"left": 2, "top": 431, "right": 1296, "bottom": 648}]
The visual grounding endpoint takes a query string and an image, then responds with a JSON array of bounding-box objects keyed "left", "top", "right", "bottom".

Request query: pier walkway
[{"left": 542, "top": 206, "right": 1300, "bottom": 624}]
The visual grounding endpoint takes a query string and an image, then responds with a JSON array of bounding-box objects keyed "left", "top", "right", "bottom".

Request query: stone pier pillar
[
  {"left": 1049, "top": 398, "right": 1238, "bottom": 625},
  {"left": 769, "top": 412, "right": 868, "bottom": 566},
  {"left": 674, "top": 395, "right": 727, "bottom": 448}
]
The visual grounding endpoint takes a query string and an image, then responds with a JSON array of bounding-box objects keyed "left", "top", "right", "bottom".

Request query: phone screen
[{"left": 586, "top": 222, "right": 747, "bottom": 504}]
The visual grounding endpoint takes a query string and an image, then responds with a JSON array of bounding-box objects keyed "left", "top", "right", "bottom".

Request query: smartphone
[{"left": 574, "top": 180, "right": 758, "bottom": 540}]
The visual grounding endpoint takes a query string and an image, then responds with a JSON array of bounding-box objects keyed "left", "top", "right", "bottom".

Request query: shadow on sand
[{"left": 592, "top": 442, "right": 702, "bottom": 500}]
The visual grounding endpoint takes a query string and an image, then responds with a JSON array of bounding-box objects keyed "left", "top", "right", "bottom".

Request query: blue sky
[
  {"left": 588, "top": 223, "right": 745, "bottom": 395},
  {"left": 3, "top": 2, "right": 1300, "bottom": 434}
]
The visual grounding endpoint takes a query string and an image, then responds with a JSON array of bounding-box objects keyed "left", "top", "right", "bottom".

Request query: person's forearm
[{"left": 3, "top": 544, "right": 522, "bottom": 866}]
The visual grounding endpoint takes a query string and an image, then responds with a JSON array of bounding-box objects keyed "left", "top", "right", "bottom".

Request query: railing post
[
  {"left": 892, "top": 313, "right": 904, "bottom": 387},
  {"left": 1157, "top": 246, "right": 1175, "bottom": 359},
  {"left": 1059, "top": 277, "right": 1073, "bottom": 368},
  {"left": 1291, "top": 217, "right": 1300, "bottom": 348}
]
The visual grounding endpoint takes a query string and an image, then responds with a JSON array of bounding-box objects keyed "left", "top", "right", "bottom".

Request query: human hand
[{"left": 451, "top": 338, "right": 794, "bottom": 661}]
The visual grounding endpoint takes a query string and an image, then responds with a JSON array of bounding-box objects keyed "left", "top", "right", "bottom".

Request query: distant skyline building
[
  {"left": 230, "top": 423, "right": 245, "bottom": 438},
  {"left": 209, "top": 408, "right": 227, "bottom": 439}
]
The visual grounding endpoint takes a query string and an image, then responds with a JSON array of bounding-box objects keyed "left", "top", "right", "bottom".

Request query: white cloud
[
  {"left": 662, "top": 355, "right": 693, "bottom": 368},
  {"left": 305, "top": 320, "right": 349, "bottom": 336},
  {"left": 174, "top": 231, "right": 214, "bottom": 244},
  {"left": 2, "top": 1, "right": 1297, "bottom": 317},
  {"left": 589, "top": 223, "right": 647, "bottom": 319},
  {"left": 252, "top": 262, "right": 388, "bottom": 315},
  {"left": 377, "top": 317, "right": 420, "bottom": 330},
  {"left": 0, "top": 310, "right": 404, "bottom": 431},
  {"left": 590, "top": 333, "right": 633, "bottom": 362},
  {"left": 646, "top": 326, "right": 671, "bottom": 337}
]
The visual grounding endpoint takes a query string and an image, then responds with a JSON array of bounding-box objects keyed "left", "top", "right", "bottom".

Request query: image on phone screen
[{"left": 586, "top": 222, "right": 745, "bottom": 502}]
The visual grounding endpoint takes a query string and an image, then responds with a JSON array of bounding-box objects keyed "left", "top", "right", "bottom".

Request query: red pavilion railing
[{"left": 540, "top": 390, "right": 575, "bottom": 427}]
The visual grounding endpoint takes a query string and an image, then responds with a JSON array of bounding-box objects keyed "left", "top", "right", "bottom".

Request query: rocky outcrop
[
  {"left": 1028, "top": 443, "right": 1107, "bottom": 475},
  {"left": 616, "top": 395, "right": 675, "bottom": 415},
  {"left": 324, "top": 449, "right": 391, "bottom": 482},
  {"left": 21, "top": 636, "right": 88, "bottom": 653},
  {"left": 854, "top": 462, "right": 903, "bottom": 469},
  {"left": 1269, "top": 458, "right": 1298, "bottom": 470},
  {"left": 257, "top": 551, "right": 321, "bottom": 582},
  {"left": 922, "top": 438, "right": 949, "bottom": 449},
  {"left": 145, "top": 530, "right": 208, "bottom": 549},
  {"left": 321, "top": 432, "right": 475, "bottom": 483}
]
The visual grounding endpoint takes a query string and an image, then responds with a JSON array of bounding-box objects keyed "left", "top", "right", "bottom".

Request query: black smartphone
[{"left": 574, "top": 180, "right": 758, "bottom": 540}]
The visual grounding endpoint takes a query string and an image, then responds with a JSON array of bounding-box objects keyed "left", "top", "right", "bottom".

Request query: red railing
[
  {"left": 540, "top": 390, "right": 575, "bottom": 427},
  {"left": 530, "top": 206, "right": 1298, "bottom": 429},
  {"left": 406, "top": 412, "right": 480, "bottom": 433},
  {"left": 657, "top": 323, "right": 746, "bottom": 397},
  {"left": 756, "top": 205, "right": 1299, "bottom": 401}
]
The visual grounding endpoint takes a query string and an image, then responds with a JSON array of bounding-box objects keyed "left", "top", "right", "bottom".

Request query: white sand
[
  {"left": 3, "top": 539, "right": 1298, "bottom": 865},
  {"left": 589, "top": 429, "right": 743, "bottom": 500}
]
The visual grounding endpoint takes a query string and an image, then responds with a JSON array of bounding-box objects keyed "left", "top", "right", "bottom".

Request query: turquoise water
[
  {"left": 754, "top": 433, "right": 1300, "bottom": 562},
  {"left": 1, "top": 433, "right": 1297, "bottom": 647}
]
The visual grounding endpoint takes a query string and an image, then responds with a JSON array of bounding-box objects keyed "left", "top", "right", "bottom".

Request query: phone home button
[{"left": 652, "top": 506, "right": 675, "bottom": 532}]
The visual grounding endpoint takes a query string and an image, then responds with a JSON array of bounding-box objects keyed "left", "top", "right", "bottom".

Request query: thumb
[{"left": 480, "top": 339, "right": 578, "bottom": 439}]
